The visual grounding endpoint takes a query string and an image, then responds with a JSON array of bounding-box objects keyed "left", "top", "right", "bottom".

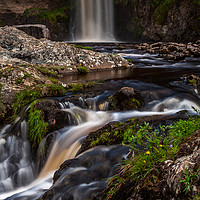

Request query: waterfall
[{"left": 72, "top": 0, "right": 115, "bottom": 42}]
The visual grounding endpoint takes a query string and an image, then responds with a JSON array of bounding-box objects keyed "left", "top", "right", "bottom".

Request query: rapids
[{"left": 0, "top": 45, "right": 200, "bottom": 199}]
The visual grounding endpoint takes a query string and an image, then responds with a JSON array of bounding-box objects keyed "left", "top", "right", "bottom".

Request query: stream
[{"left": 0, "top": 44, "right": 200, "bottom": 199}]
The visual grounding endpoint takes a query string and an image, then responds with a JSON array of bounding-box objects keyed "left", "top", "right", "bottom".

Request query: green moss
[
  {"left": 47, "top": 84, "right": 66, "bottom": 96},
  {"left": 191, "top": 0, "right": 200, "bottom": 5},
  {"left": 24, "top": 4, "right": 71, "bottom": 24},
  {"left": 12, "top": 88, "right": 43, "bottom": 118},
  {"left": 127, "top": 59, "right": 133, "bottom": 64},
  {"left": 28, "top": 100, "right": 48, "bottom": 148},
  {"left": 74, "top": 45, "right": 93, "bottom": 51},
  {"left": 68, "top": 83, "right": 83, "bottom": 91},
  {"left": 88, "top": 119, "right": 137, "bottom": 150},
  {"left": 12, "top": 83, "right": 66, "bottom": 119},
  {"left": 36, "top": 67, "right": 57, "bottom": 77},
  {"left": 154, "top": 0, "right": 175, "bottom": 25},
  {"left": 68, "top": 81, "right": 100, "bottom": 92},
  {"left": 128, "top": 97, "right": 141, "bottom": 108},
  {"left": 131, "top": 17, "right": 143, "bottom": 38},
  {"left": 77, "top": 66, "right": 88, "bottom": 74},
  {"left": 0, "top": 19, "right": 4, "bottom": 27},
  {"left": 15, "top": 73, "right": 32, "bottom": 84},
  {"left": 46, "top": 77, "right": 58, "bottom": 83}
]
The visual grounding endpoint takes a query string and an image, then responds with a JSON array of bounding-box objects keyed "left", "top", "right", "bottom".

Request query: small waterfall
[{"left": 72, "top": 0, "right": 115, "bottom": 42}]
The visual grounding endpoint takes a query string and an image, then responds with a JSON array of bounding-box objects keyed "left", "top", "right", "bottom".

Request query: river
[{"left": 0, "top": 44, "right": 200, "bottom": 199}]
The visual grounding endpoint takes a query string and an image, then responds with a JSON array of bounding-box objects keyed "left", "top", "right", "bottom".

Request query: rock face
[
  {"left": 0, "top": 0, "right": 49, "bottom": 14},
  {"left": 115, "top": 0, "right": 200, "bottom": 42}
]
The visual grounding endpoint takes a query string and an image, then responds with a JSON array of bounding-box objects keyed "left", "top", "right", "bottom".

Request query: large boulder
[{"left": 109, "top": 87, "right": 144, "bottom": 111}]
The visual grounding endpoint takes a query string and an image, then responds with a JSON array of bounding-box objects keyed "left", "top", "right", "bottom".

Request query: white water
[{"left": 73, "top": 0, "right": 115, "bottom": 42}]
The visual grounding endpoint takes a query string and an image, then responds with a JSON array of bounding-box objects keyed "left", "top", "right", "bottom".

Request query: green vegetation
[
  {"left": 12, "top": 88, "right": 43, "bottom": 118},
  {"left": 12, "top": 83, "right": 66, "bottom": 119},
  {"left": 36, "top": 66, "right": 57, "bottom": 77},
  {"left": 131, "top": 17, "right": 143, "bottom": 37},
  {"left": 74, "top": 45, "right": 93, "bottom": 51},
  {"left": 68, "top": 82, "right": 83, "bottom": 91},
  {"left": 180, "top": 169, "right": 199, "bottom": 194},
  {"left": 77, "top": 66, "right": 88, "bottom": 74},
  {"left": 0, "top": 19, "right": 3, "bottom": 27},
  {"left": 89, "top": 122, "right": 126, "bottom": 148},
  {"left": 153, "top": 0, "right": 175, "bottom": 25},
  {"left": 24, "top": 4, "right": 71, "bottom": 24},
  {"left": 189, "top": 79, "right": 197, "bottom": 87},
  {"left": 68, "top": 81, "right": 100, "bottom": 92},
  {"left": 127, "top": 59, "right": 133, "bottom": 64},
  {"left": 191, "top": 0, "right": 200, "bottom": 5},
  {"left": 11, "top": 81, "right": 101, "bottom": 120},
  {"left": 100, "top": 115, "right": 200, "bottom": 199},
  {"left": 27, "top": 100, "right": 48, "bottom": 148}
]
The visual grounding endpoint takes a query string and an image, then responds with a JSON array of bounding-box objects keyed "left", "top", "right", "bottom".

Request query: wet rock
[
  {"left": 39, "top": 145, "right": 130, "bottom": 200},
  {"left": 109, "top": 87, "right": 144, "bottom": 111},
  {"left": 135, "top": 42, "right": 200, "bottom": 61},
  {"left": 34, "top": 99, "right": 76, "bottom": 133}
]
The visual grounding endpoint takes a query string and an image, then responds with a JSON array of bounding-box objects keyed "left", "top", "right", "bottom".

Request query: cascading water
[{"left": 72, "top": 0, "right": 115, "bottom": 42}]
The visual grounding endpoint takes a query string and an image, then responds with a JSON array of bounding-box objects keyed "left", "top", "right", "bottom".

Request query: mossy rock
[
  {"left": 109, "top": 87, "right": 143, "bottom": 111},
  {"left": 28, "top": 99, "right": 76, "bottom": 150}
]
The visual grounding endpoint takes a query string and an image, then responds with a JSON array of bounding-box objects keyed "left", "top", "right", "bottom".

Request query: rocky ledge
[{"left": 135, "top": 41, "right": 200, "bottom": 61}]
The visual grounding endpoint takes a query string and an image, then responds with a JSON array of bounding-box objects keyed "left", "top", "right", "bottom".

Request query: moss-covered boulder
[{"left": 109, "top": 87, "right": 144, "bottom": 111}]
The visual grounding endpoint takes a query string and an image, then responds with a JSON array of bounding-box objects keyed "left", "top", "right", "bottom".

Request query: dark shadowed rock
[
  {"left": 39, "top": 145, "right": 130, "bottom": 200},
  {"left": 14, "top": 24, "right": 50, "bottom": 39},
  {"left": 109, "top": 87, "right": 144, "bottom": 111},
  {"left": 35, "top": 99, "right": 76, "bottom": 133}
]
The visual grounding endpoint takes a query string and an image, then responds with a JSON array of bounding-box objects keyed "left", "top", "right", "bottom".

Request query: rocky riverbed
[{"left": 134, "top": 41, "right": 200, "bottom": 61}]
